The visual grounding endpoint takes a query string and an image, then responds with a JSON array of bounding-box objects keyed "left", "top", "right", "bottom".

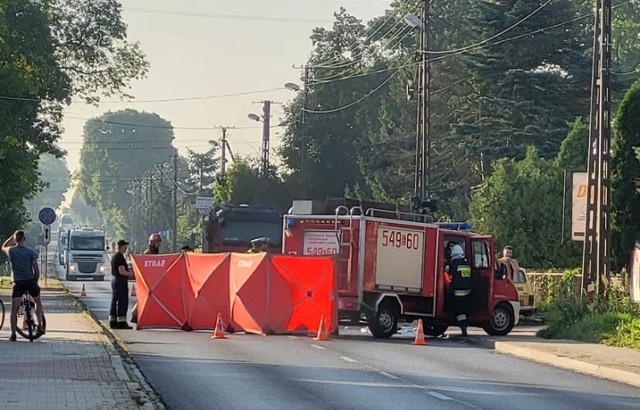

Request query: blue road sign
[{"left": 38, "top": 207, "right": 56, "bottom": 225}]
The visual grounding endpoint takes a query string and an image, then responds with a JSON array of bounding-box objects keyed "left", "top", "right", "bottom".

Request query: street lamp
[
  {"left": 284, "top": 82, "right": 301, "bottom": 92},
  {"left": 248, "top": 113, "right": 261, "bottom": 122}
]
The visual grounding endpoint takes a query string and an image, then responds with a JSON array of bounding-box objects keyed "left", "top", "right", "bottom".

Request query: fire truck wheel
[
  {"left": 483, "top": 303, "right": 515, "bottom": 336},
  {"left": 368, "top": 302, "right": 399, "bottom": 339}
]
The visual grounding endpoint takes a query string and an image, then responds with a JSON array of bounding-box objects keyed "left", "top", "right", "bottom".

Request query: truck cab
[
  {"left": 205, "top": 205, "right": 283, "bottom": 253},
  {"left": 65, "top": 227, "right": 107, "bottom": 281},
  {"left": 282, "top": 199, "right": 520, "bottom": 338}
]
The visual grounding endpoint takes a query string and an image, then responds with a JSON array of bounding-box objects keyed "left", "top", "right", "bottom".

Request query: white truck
[
  {"left": 57, "top": 224, "right": 73, "bottom": 265},
  {"left": 64, "top": 227, "right": 107, "bottom": 281}
]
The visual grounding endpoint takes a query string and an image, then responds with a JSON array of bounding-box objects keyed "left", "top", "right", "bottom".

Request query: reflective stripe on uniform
[
  {"left": 117, "top": 316, "right": 127, "bottom": 323},
  {"left": 456, "top": 314, "right": 467, "bottom": 322},
  {"left": 108, "top": 315, "right": 117, "bottom": 321},
  {"left": 458, "top": 265, "right": 471, "bottom": 278},
  {"left": 454, "top": 290, "right": 471, "bottom": 296}
]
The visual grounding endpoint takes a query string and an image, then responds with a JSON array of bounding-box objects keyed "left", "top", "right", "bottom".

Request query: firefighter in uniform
[
  {"left": 247, "top": 237, "right": 269, "bottom": 254},
  {"left": 131, "top": 233, "right": 162, "bottom": 324},
  {"left": 109, "top": 240, "right": 133, "bottom": 329},
  {"left": 449, "top": 244, "right": 472, "bottom": 337}
]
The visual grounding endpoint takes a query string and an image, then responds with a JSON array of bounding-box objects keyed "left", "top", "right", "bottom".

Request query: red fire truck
[{"left": 282, "top": 200, "right": 520, "bottom": 338}]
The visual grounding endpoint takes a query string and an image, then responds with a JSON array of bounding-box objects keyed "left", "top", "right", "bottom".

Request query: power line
[
  {"left": 0, "top": 87, "right": 288, "bottom": 105},
  {"left": 425, "top": 0, "right": 555, "bottom": 56},
  {"left": 64, "top": 115, "right": 284, "bottom": 131},
  {"left": 303, "top": 70, "right": 400, "bottom": 114},
  {"left": 122, "top": 7, "right": 334, "bottom": 24}
]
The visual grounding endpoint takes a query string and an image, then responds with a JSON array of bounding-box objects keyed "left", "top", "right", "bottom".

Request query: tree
[
  {"left": 76, "top": 110, "right": 177, "bottom": 239},
  {"left": 611, "top": 81, "right": 640, "bottom": 269},
  {"left": 67, "top": 191, "right": 102, "bottom": 228},
  {"left": 453, "top": 0, "right": 592, "bottom": 165},
  {"left": 555, "top": 117, "right": 589, "bottom": 172},
  {"left": 214, "top": 159, "right": 291, "bottom": 210},
  {"left": 186, "top": 146, "right": 218, "bottom": 194},
  {"left": 26, "top": 153, "right": 72, "bottom": 215},
  {"left": 0, "top": 0, "right": 147, "bottom": 241},
  {"left": 469, "top": 147, "right": 579, "bottom": 269},
  {"left": 48, "top": 0, "right": 149, "bottom": 103}
]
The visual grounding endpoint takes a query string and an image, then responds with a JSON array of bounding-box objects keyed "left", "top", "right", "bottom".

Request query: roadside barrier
[{"left": 131, "top": 253, "right": 338, "bottom": 336}]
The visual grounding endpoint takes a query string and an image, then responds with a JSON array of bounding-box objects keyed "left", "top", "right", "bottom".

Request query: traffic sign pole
[{"left": 38, "top": 208, "right": 56, "bottom": 287}]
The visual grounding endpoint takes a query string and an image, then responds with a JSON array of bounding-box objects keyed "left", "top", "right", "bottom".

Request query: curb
[
  {"left": 466, "top": 337, "right": 640, "bottom": 389},
  {"left": 54, "top": 278, "right": 167, "bottom": 410}
]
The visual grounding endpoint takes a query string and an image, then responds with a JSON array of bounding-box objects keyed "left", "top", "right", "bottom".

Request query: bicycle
[{"left": 16, "top": 290, "right": 46, "bottom": 342}]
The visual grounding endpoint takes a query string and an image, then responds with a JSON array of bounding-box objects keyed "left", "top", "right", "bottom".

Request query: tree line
[{"left": 0, "top": 0, "right": 146, "bottom": 251}]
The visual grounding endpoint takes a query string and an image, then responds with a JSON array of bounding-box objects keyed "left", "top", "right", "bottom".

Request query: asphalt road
[{"left": 54, "top": 265, "right": 640, "bottom": 410}]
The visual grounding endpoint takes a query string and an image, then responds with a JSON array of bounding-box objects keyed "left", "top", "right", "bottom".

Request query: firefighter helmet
[{"left": 450, "top": 244, "right": 465, "bottom": 259}]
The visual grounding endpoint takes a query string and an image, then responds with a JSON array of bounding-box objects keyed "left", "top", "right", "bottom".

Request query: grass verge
[{"left": 539, "top": 272, "right": 640, "bottom": 349}]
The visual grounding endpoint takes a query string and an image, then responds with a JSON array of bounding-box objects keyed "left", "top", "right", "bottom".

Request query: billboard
[{"left": 571, "top": 172, "right": 588, "bottom": 241}]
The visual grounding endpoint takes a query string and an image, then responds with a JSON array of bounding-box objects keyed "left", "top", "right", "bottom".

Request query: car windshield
[
  {"left": 513, "top": 269, "right": 527, "bottom": 284},
  {"left": 70, "top": 236, "right": 105, "bottom": 251},
  {"left": 220, "top": 221, "right": 282, "bottom": 247}
]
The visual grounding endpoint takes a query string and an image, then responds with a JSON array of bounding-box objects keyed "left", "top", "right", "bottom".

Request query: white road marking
[
  {"left": 310, "top": 344, "right": 326, "bottom": 350},
  {"left": 339, "top": 355, "right": 358, "bottom": 363},
  {"left": 428, "top": 391, "right": 453, "bottom": 401},
  {"left": 287, "top": 335, "right": 298, "bottom": 339},
  {"left": 377, "top": 371, "right": 400, "bottom": 380}
]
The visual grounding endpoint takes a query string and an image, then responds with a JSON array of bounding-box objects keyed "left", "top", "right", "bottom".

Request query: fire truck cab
[{"left": 283, "top": 200, "right": 520, "bottom": 338}]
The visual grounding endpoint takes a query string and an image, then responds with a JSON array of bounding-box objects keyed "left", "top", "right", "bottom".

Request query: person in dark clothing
[
  {"left": 130, "top": 233, "right": 162, "bottom": 324},
  {"left": 109, "top": 240, "right": 133, "bottom": 329},
  {"left": 449, "top": 244, "right": 472, "bottom": 337},
  {"left": 144, "top": 233, "right": 162, "bottom": 255}
]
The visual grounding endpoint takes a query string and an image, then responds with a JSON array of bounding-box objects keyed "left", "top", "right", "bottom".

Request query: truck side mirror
[{"left": 495, "top": 263, "right": 507, "bottom": 280}]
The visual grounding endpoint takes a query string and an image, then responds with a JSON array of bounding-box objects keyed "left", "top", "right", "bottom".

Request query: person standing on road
[
  {"left": 449, "top": 244, "right": 472, "bottom": 337},
  {"left": 2, "top": 231, "right": 45, "bottom": 341},
  {"left": 130, "top": 233, "right": 162, "bottom": 324},
  {"left": 109, "top": 240, "right": 133, "bottom": 329},
  {"left": 247, "top": 237, "right": 269, "bottom": 254}
]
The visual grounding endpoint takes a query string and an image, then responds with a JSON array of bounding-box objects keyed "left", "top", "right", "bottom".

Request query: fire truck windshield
[
  {"left": 70, "top": 236, "right": 105, "bottom": 251},
  {"left": 220, "top": 221, "right": 282, "bottom": 247}
]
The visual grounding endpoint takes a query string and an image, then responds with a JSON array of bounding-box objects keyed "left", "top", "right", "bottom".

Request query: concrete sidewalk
[
  {"left": 0, "top": 279, "right": 156, "bottom": 409},
  {"left": 467, "top": 325, "right": 640, "bottom": 389}
]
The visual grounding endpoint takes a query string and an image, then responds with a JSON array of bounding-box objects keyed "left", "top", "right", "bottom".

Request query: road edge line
[
  {"left": 58, "top": 280, "right": 167, "bottom": 410},
  {"left": 466, "top": 337, "right": 640, "bottom": 389}
]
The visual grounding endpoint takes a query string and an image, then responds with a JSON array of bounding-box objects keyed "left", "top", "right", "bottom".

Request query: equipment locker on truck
[{"left": 283, "top": 199, "right": 520, "bottom": 338}]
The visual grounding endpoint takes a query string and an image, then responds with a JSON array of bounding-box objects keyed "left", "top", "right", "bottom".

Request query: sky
[{"left": 59, "top": 0, "right": 393, "bottom": 175}]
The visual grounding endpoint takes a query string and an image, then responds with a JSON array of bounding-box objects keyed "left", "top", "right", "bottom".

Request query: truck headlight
[
  {"left": 69, "top": 263, "right": 76, "bottom": 272},
  {"left": 99, "top": 265, "right": 106, "bottom": 273}
]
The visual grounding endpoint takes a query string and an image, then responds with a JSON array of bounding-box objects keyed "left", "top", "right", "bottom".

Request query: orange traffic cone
[
  {"left": 80, "top": 284, "right": 87, "bottom": 297},
  {"left": 314, "top": 315, "right": 329, "bottom": 341},
  {"left": 211, "top": 312, "right": 227, "bottom": 339},
  {"left": 131, "top": 284, "right": 137, "bottom": 297},
  {"left": 413, "top": 319, "right": 427, "bottom": 346}
]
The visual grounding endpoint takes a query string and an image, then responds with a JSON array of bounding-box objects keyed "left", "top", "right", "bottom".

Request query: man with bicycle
[{"left": 2, "top": 230, "right": 44, "bottom": 341}]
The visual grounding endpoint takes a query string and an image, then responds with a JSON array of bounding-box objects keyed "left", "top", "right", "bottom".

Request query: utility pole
[
  {"left": 414, "top": 0, "right": 431, "bottom": 203},
  {"left": 262, "top": 100, "right": 271, "bottom": 176},
  {"left": 581, "top": 0, "right": 612, "bottom": 300},
  {"left": 172, "top": 154, "right": 178, "bottom": 253},
  {"left": 216, "top": 126, "right": 235, "bottom": 177},
  {"left": 148, "top": 175, "right": 153, "bottom": 229}
]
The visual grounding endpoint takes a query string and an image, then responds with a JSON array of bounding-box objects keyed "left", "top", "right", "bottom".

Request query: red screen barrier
[{"left": 132, "top": 253, "right": 338, "bottom": 336}]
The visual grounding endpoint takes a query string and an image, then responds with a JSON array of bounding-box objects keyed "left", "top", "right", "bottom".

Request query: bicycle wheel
[
  {"left": 0, "top": 299, "right": 4, "bottom": 331},
  {"left": 16, "top": 298, "right": 44, "bottom": 341}
]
